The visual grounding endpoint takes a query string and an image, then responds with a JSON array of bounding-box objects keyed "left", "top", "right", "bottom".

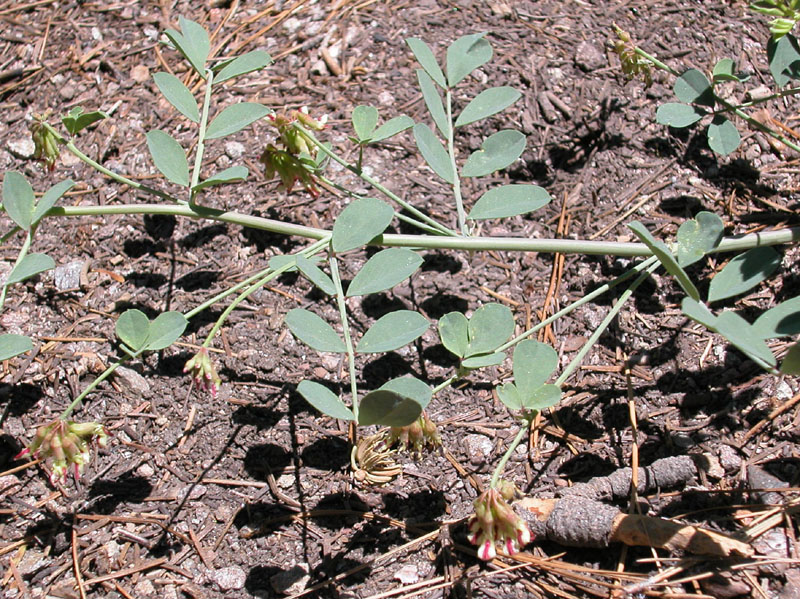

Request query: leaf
[
  {"left": 405, "top": 38, "right": 447, "bottom": 88},
  {"left": 439, "top": 312, "right": 469, "bottom": 358},
  {"left": 512, "top": 340, "right": 557, "bottom": 394},
  {"left": 214, "top": 50, "right": 272, "bottom": 84},
  {"left": 461, "top": 130, "right": 526, "bottom": 178},
  {"left": 681, "top": 297, "right": 717, "bottom": 330},
  {"left": 145, "top": 311, "right": 187, "bottom": 350},
  {"left": 352, "top": 105, "right": 379, "bottom": 141},
  {"left": 767, "top": 33, "right": 800, "bottom": 86},
  {"left": 346, "top": 248, "right": 423, "bottom": 297},
  {"left": 356, "top": 310, "right": 429, "bottom": 354},
  {"left": 152, "top": 72, "right": 200, "bottom": 123},
  {"left": 455, "top": 86, "right": 521, "bottom": 128},
  {"left": 496, "top": 382, "right": 523, "bottom": 411},
  {"left": 468, "top": 184, "right": 551, "bottom": 220},
  {"left": 0, "top": 334, "right": 33, "bottom": 361},
  {"left": 676, "top": 211, "right": 724, "bottom": 267},
  {"left": 416, "top": 70, "right": 450, "bottom": 137},
  {"left": 712, "top": 58, "right": 743, "bottom": 83},
  {"left": 461, "top": 352, "right": 506, "bottom": 369},
  {"left": 707, "top": 116, "right": 741, "bottom": 156},
  {"left": 446, "top": 32, "right": 492, "bottom": 87},
  {"left": 297, "top": 380, "right": 354, "bottom": 420},
  {"left": 285, "top": 308, "right": 346, "bottom": 353},
  {"left": 61, "top": 107, "right": 109, "bottom": 136},
  {"left": 371, "top": 116, "right": 415, "bottom": 142},
  {"left": 714, "top": 311, "right": 776, "bottom": 368},
  {"left": 465, "top": 303, "right": 515, "bottom": 357},
  {"left": 6, "top": 253, "right": 55, "bottom": 285},
  {"left": 269, "top": 255, "right": 298, "bottom": 272},
  {"left": 754, "top": 296, "right": 800, "bottom": 338},
  {"left": 32, "top": 179, "right": 74, "bottom": 226},
  {"left": 358, "top": 389, "right": 421, "bottom": 427},
  {"left": 331, "top": 197, "right": 394, "bottom": 253},
  {"left": 2, "top": 171, "right": 34, "bottom": 230},
  {"left": 524, "top": 384, "right": 562, "bottom": 411},
  {"left": 146, "top": 130, "right": 190, "bottom": 186},
  {"left": 708, "top": 247, "right": 781, "bottom": 303},
  {"left": 655, "top": 103, "right": 705, "bottom": 128},
  {"left": 193, "top": 166, "right": 248, "bottom": 192},
  {"left": 673, "top": 68, "right": 715, "bottom": 106},
  {"left": 205, "top": 103, "right": 271, "bottom": 139},
  {"left": 295, "top": 255, "right": 335, "bottom": 295},
  {"left": 380, "top": 376, "right": 433, "bottom": 411},
  {"left": 628, "top": 221, "right": 700, "bottom": 301},
  {"left": 780, "top": 342, "right": 800, "bottom": 374},
  {"left": 165, "top": 16, "right": 210, "bottom": 78},
  {"left": 413, "top": 123, "right": 454, "bottom": 184},
  {"left": 116, "top": 309, "right": 150, "bottom": 352}
]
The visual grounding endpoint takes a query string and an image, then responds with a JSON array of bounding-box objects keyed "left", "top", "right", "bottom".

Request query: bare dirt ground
[{"left": 1, "top": 1, "right": 800, "bottom": 598}]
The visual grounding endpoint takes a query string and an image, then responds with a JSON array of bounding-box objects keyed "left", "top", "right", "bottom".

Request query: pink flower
[
  {"left": 467, "top": 485, "right": 532, "bottom": 561},
  {"left": 15, "top": 419, "right": 108, "bottom": 485},
  {"left": 183, "top": 347, "right": 222, "bottom": 397}
]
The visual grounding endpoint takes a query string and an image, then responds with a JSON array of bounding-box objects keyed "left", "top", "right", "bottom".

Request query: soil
[{"left": 1, "top": 1, "right": 800, "bottom": 598}]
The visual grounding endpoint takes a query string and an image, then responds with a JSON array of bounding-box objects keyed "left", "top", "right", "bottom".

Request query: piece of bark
[{"left": 518, "top": 495, "right": 753, "bottom": 558}]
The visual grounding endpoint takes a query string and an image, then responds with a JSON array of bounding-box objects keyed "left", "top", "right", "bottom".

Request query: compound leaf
[
  {"left": 447, "top": 32, "right": 492, "bottom": 86},
  {"left": 461, "top": 130, "right": 526, "bottom": 178},
  {"left": 346, "top": 248, "right": 423, "bottom": 297},
  {"left": 6, "top": 253, "right": 55, "bottom": 285},
  {"left": 356, "top": 310, "right": 429, "bottom": 354},
  {"left": 297, "top": 380, "right": 354, "bottom": 421},
  {"left": 332, "top": 197, "right": 394, "bottom": 253},
  {"left": 767, "top": 33, "right": 800, "bottom": 86},
  {"left": 708, "top": 246, "right": 780, "bottom": 303},
  {"left": 285, "top": 308, "right": 346, "bottom": 353},
  {"left": 456, "top": 86, "right": 521, "bottom": 128},
  {"left": 146, "top": 130, "right": 190, "bottom": 186},
  {"left": 61, "top": 107, "right": 108, "bottom": 136},
  {"left": 413, "top": 123, "right": 454, "bottom": 184},
  {"left": 468, "top": 184, "right": 551, "bottom": 220}
]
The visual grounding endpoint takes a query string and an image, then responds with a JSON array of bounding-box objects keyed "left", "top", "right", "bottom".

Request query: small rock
[
  {"left": 776, "top": 379, "right": 793, "bottom": 400},
  {"left": 7, "top": 137, "right": 35, "bottom": 159},
  {"left": 271, "top": 564, "right": 309, "bottom": 595},
  {"left": 113, "top": 366, "right": 151, "bottom": 397},
  {"left": 53, "top": 260, "right": 85, "bottom": 291},
  {"left": 464, "top": 434, "right": 493, "bottom": 463},
  {"left": 136, "top": 462, "right": 155, "bottom": 477},
  {"left": 574, "top": 41, "right": 605, "bottom": 72},
  {"left": 393, "top": 564, "right": 419, "bottom": 584},
  {"left": 378, "top": 91, "right": 394, "bottom": 106},
  {"left": 718, "top": 444, "right": 742, "bottom": 471},
  {"left": 133, "top": 578, "right": 155, "bottom": 596},
  {"left": 224, "top": 141, "right": 245, "bottom": 159},
  {"left": 131, "top": 64, "right": 150, "bottom": 82},
  {"left": 59, "top": 84, "right": 77, "bottom": 101},
  {"left": 178, "top": 484, "right": 207, "bottom": 501},
  {"left": 210, "top": 566, "right": 246, "bottom": 590}
]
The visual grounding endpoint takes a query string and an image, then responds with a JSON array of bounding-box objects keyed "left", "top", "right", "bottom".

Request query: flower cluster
[
  {"left": 184, "top": 347, "right": 222, "bottom": 397},
  {"left": 260, "top": 107, "right": 327, "bottom": 197},
  {"left": 15, "top": 419, "right": 108, "bottom": 485},
  {"left": 612, "top": 26, "right": 653, "bottom": 87},
  {"left": 30, "top": 114, "right": 61, "bottom": 171},
  {"left": 467, "top": 485, "right": 532, "bottom": 561},
  {"left": 386, "top": 412, "right": 441, "bottom": 456}
]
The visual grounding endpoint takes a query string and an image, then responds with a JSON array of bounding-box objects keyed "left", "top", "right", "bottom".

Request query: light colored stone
[
  {"left": 131, "top": 64, "right": 150, "bottom": 82},
  {"left": 225, "top": 141, "right": 245, "bottom": 159},
  {"left": 7, "top": 137, "right": 35, "bottom": 159},
  {"left": 53, "top": 260, "right": 85, "bottom": 291},
  {"left": 210, "top": 566, "right": 246, "bottom": 591},
  {"left": 393, "top": 564, "right": 419, "bottom": 584},
  {"left": 113, "top": 366, "right": 151, "bottom": 397},
  {"left": 133, "top": 578, "right": 155, "bottom": 596}
]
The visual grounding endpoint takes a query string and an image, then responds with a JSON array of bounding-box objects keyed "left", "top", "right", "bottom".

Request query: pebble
[
  {"left": 210, "top": 566, "right": 246, "bottom": 590},
  {"left": 53, "top": 260, "right": 85, "bottom": 291},
  {"left": 271, "top": 564, "right": 309, "bottom": 595},
  {"left": 133, "top": 578, "right": 155, "bottom": 596},
  {"left": 59, "top": 84, "right": 77, "bottom": 100},
  {"left": 574, "top": 41, "right": 605, "bottom": 71},
  {"left": 776, "top": 379, "right": 793, "bottom": 400},
  {"left": 136, "top": 462, "right": 155, "bottom": 477},
  {"left": 112, "top": 366, "right": 151, "bottom": 397},
  {"left": 7, "top": 137, "right": 35, "bottom": 159},
  {"left": 224, "top": 141, "right": 245, "bottom": 159},
  {"left": 464, "top": 434, "right": 493, "bottom": 463},
  {"left": 718, "top": 445, "right": 742, "bottom": 471},
  {"left": 393, "top": 564, "right": 419, "bottom": 584}
]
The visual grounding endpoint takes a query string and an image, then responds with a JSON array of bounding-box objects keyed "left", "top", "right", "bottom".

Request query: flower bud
[
  {"left": 386, "top": 412, "right": 441, "bottom": 456},
  {"left": 467, "top": 486, "right": 533, "bottom": 560},
  {"left": 30, "top": 115, "right": 61, "bottom": 171},
  {"left": 184, "top": 347, "right": 222, "bottom": 397}
]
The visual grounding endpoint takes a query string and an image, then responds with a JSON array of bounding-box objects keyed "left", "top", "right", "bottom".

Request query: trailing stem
[{"left": 330, "top": 255, "right": 360, "bottom": 427}]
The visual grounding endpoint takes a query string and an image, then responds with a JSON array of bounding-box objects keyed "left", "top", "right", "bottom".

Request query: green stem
[
  {"left": 60, "top": 353, "right": 131, "bottom": 419},
  {"left": 200, "top": 237, "right": 330, "bottom": 346},
  {"left": 555, "top": 262, "right": 658, "bottom": 387},
  {"left": 490, "top": 423, "right": 529, "bottom": 489},
  {"left": 431, "top": 374, "right": 459, "bottom": 396},
  {"left": 295, "top": 125, "right": 457, "bottom": 237},
  {"left": 190, "top": 69, "right": 215, "bottom": 205},
  {"left": 633, "top": 47, "right": 679, "bottom": 77},
  {"left": 329, "top": 255, "right": 359, "bottom": 424},
  {"left": 49, "top": 204, "right": 800, "bottom": 256},
  {"left": 445, "top": 89, "right": 468, "bottom": 236}
]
